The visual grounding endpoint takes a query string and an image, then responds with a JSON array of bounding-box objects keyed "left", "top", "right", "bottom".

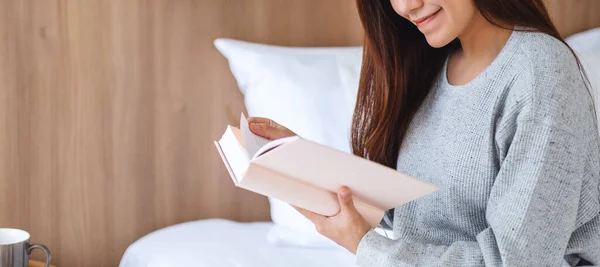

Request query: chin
[{"left": 423, "top": 31, "right": 456, "bottom": 48}]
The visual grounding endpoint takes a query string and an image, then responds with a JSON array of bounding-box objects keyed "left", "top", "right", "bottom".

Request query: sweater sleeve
[{"left": 356, "top": 105, "right": 588, "bottom": 266}]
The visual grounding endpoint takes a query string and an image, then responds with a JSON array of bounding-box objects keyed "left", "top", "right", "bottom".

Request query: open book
[{"left": 214, "top": 114, "right": 439, "bottom": 227}]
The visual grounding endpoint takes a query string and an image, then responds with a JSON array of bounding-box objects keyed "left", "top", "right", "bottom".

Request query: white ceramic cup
[{"left": 0, "top": 228, "right": 51, "bottom": 267}]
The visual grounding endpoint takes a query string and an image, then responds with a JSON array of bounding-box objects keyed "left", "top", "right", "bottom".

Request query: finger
[
  {"left": 247, "top": 117, "right": 271, "bottom": 124},
  {"left": 293, "top": 206, "right": 327, "bottom": 225},
  {"left": 248, "top": 122, "right": 270, "bottom": 138},
  {"left": 248, "top": 118, "right": 284, "bottom": 140},
  {"left": 249, "top": 122, "right": 278, "bottom": 140},
  {"left": 338, "top": 186, "right": 358, "bottom": 214}
]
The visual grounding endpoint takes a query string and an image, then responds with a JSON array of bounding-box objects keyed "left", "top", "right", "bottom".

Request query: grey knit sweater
[{"left": 356, "top": 30, "right": 600, "bottom": 267}]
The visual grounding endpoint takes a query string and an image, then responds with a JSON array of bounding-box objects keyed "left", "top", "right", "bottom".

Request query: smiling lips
[{"left": 413, "top": 9, "right": 441, "bottom": 28}]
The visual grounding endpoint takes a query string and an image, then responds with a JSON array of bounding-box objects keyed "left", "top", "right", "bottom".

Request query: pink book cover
[{"left": 214, "top": 115, "right": 439, "bottom": 227}]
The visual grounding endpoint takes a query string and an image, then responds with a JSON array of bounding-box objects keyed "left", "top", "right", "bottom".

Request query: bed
[{"left": 119, "top": 219, "right": 359, "bottom": 267}]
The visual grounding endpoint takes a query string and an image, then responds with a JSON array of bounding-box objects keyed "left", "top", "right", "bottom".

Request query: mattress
[{"left": 119, "top": 219, "right": 360, "bottom": 267}]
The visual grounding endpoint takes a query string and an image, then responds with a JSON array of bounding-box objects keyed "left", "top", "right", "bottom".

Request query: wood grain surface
[
  {"left": 0, "top": 1, "right": 361, "bottom": 266},
  {"left": 545, "top": 0, "right": 600, "bottom": 37}
]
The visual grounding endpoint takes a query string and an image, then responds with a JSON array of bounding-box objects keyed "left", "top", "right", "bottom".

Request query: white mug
[{"left": 0, "top": 228, "right": 51, "bottom": 267}]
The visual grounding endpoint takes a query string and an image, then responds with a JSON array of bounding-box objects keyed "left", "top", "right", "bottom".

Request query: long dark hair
[{"left": 352, "top": 0, "right": 589, "bottom": 168}]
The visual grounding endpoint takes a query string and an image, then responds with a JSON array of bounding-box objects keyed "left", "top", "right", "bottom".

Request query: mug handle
[{"left": 27, "top": 244, "right": 52, "bottom": 267}]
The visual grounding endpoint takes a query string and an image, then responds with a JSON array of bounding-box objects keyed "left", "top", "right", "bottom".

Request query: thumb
[
  {"left": 249, "top": 120, "right": 288, "bottom": 140},
  {"left": 249, "top": 122, "right": 271, "bottom": 139},
  {"left": 338, "top": 186, "right": 357, "bottom": 213},
  {"left": 249, "top": 122, "right": 280, "bottom": 140}
]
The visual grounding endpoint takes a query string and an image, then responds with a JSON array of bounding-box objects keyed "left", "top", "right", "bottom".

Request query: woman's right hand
[{"left": 247, "top": 117, "right": 296, "bottom": 141}]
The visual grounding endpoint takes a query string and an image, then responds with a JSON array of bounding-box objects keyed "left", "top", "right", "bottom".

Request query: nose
[{"left": 391, "top": 0, "right": 424, "bottom": 17}]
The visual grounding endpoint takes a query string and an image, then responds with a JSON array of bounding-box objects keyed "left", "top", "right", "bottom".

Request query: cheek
[
  {"left": 423, "top": 1, "right": 474, "bottom": 47},
  {"left": 418, "top": 11, "right": 457, "bottom": 47},
  {"left": 441, "top": 0, "right": 478, "bottom": 32},
  {"left": 390, "top": 0, "right": 407, "bottom": 18}
]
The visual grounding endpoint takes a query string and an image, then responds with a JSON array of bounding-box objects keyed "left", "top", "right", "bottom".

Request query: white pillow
[
  {"left": 566, "top": 28, "right": 600, "bottom": 119},
  {"left": 214, "top": 38, "right": 362, "bottom": 249}
]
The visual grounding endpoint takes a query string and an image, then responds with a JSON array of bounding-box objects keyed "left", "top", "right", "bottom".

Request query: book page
[
  {"left": 240, "top": 113, "right": 271, "bottom": 157},
  {"left": 216, "top": 126, "right": 250, "bottom": 182},
  {"left": 252, "top": 136, "right": 297, "bottom": 160}
]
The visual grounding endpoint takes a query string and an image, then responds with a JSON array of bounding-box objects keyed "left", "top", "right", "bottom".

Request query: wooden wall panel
[
  {"left": 546, "top": 0, "right": 600, "bottom": 37},
  {"left": 0, "top": 1, "right": 362, "bottom": 266}
]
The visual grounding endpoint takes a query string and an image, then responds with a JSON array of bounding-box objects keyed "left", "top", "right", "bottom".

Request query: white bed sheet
[{"left": 119, "top": 219, "right": 360, "bottom": 267}]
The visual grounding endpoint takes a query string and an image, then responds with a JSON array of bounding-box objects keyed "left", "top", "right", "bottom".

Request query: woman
[{"left": 248, "top": 0, "right": 600, "bottom": 266}]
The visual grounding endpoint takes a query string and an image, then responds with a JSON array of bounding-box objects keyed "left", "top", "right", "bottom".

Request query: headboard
[{"left": 0, "top": 1, "right": 597, "bottom": 267}]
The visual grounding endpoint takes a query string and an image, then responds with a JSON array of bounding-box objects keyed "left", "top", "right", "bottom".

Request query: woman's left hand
[{"left": 294, "top": 186, "right": 372, "bottom": 254}]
